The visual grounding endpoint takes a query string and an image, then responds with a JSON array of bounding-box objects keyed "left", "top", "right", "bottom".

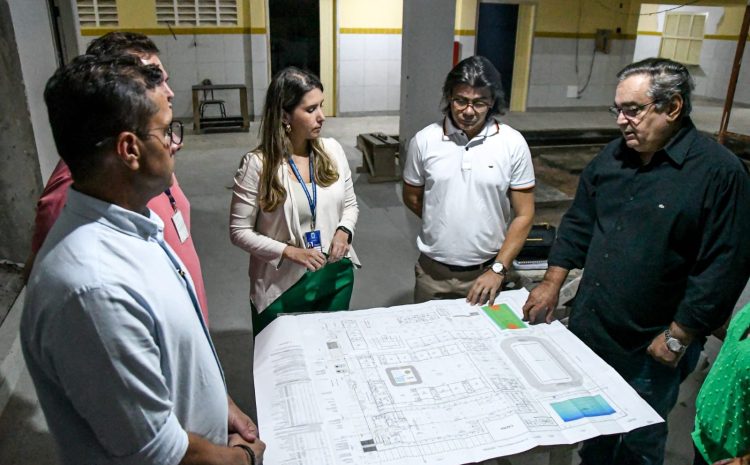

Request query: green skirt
[{"left": 252, "top": 258, "right": 354, "bottom": 336}]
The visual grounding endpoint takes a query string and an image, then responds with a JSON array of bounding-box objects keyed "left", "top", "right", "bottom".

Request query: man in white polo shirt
[{"left": 402, "top": 56, "right": 535, "bottom": 306}]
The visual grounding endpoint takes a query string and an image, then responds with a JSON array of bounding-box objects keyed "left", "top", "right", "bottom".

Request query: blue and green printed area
[
  {"left": 551, "top": 395, "right": 616, "bottom": 422},
  {"left": 482, "top": 304, "right": 527, "bottom": 330}
]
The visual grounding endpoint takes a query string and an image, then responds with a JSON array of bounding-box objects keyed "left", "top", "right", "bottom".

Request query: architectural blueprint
[{"left": 254, "top": 289, "right": 663, "bottom": 465}]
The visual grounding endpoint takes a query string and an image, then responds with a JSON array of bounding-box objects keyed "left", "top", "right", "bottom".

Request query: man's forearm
[
  {"left": 495, "top": 214, "right": 534, "bottom": 267},
  {"left": 181, "top": 433, "right": 251, "bottom": 465},
  {"left": 541, "top": 266, "right": 570, "bottom": 289}
]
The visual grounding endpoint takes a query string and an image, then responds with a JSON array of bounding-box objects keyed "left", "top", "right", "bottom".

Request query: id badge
[
  {"left": 171, "top": 210, "right": 190, "bottom": 243},
  {"left": 304, "top": 230, "right": 323, "bottom": 253}
]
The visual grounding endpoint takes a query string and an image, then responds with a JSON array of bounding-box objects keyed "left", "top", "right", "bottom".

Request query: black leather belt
[{"left": 432, "top": 257, "right": 495, "bottom": 272}]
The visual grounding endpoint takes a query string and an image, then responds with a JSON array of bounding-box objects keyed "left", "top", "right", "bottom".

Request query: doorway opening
[
  {"left": 269, "top": 0, "right": 320, "bottom": 77},
  {"left": 476, "top": 3, "right": 519, "bottom": 107}
]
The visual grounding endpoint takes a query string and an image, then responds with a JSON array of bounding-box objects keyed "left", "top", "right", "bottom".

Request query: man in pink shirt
[{"left": 28, "top": 32, "right": 208, "bottom": 321}]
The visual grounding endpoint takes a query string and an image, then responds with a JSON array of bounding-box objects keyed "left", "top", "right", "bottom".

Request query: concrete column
[
  {"left": 1, "top": 0, "right": 59, "bottom": 263},
  {"left": 398, "top": 0, "right": 456, "bottom": 155},
  {"left": 0, "top": 0, "right": 41, "bottom": 263}
]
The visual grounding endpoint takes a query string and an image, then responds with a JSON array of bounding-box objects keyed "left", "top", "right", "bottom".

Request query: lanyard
[
  {"left": 288, "top": 154, "right": 317, "bottom": 230},
  {"left": 155, "top": 239, "right": 225, "bottom": 387},
  {"left": 164, "top": 188, "right": 177, "bottom": 212}
]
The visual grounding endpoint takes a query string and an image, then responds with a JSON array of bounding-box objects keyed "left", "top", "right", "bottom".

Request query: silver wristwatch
[
  {"left": 664, "top": 329, "right": 687, "bottom": 354},
  {"left": 491, "top": 261, "right": 507, "bottom": 276}
]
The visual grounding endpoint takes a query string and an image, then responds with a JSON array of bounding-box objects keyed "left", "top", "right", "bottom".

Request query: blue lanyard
[
  {"left": 164, "top": 188, "right": 177, "bottom": 212},
  {"left": 288, "top": 154, "right": 317, "bottom": 230}
]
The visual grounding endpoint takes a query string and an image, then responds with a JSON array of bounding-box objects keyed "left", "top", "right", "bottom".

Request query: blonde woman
[{"left": 230, "top": 67, "right": 359, "bottom": 336}]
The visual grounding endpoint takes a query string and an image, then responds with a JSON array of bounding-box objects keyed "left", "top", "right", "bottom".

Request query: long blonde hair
[{"left": 256, "top": 67, "right": 338, "bottom": 212}]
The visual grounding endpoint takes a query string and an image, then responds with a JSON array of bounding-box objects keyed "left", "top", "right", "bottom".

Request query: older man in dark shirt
[{"left": 523, "top": 58, "right": 750, "bottom": 465}]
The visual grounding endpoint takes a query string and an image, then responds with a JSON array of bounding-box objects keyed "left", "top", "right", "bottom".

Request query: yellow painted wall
[
  {"left": 635, "top": 2, "right": 748, "bottom": 39},
  {"left": 637, "top": 4, "right": 660, "bottom": 32},
  {"left": 83, "top": 0, "right": 255, "bottom": 34},
  {"left": 535, "top": 0, "right": 631, "bottom": 36},
  {"left": 455, "top": 0, "right": 477, "bottom": 32},
  {"left": 715, "top": 5, "right": 747, "bottom": 36},
  {"left": 249, "top": 0, "right": 265, "bottom": 30},
  {"left": 338, "top": 0, "right": 402, "bottom": 29}
]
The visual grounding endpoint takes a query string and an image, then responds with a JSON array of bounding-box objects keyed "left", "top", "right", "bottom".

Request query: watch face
[
  {"left": 666, "top": 338, "right": 684, "bottom": 352},
  {"left": 492, "top": 262, "right": 504, "bottom": 274}
]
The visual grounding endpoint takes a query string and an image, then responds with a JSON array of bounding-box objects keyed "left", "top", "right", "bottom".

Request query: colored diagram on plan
[{"left": 483, "top": 303, "right": 527, "bottom": 329}]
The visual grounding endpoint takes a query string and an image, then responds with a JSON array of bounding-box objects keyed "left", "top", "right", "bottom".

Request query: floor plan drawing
[{"left": 254, "top": 290, "right": 662, "bottom": 465}]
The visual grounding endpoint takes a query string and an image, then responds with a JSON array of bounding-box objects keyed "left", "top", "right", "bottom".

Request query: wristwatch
[
  {"left": 664, "top": 329, "right": 687, "bottom": 354},
  {"left": 336, "top": 226, "right": 353, "bottom": 244},
  {"left": 491, "top": 261, "right": 507, "bottom": 277}
]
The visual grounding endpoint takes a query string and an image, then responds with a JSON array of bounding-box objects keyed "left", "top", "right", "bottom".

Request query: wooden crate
[{"left": 356, "top": 133, "right": 400, "bottom": 183}]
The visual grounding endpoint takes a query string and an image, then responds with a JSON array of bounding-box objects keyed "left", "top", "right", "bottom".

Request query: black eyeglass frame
[
  {"left": 608, "top": 101, "right": 658, "bottom": 120},
  {"left": 140, "top": 120, "right": 184, "bottom": 147},
  {"left": 450, "top": 97, "right": 491, "bottom": 112},
  {"left": 93, "top": 120, "right": 184, "bottom": 149}
]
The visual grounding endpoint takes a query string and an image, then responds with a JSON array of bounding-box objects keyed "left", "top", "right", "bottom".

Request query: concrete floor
[{"left": 1, "top": 104, "right": 749, "bottom": 465}]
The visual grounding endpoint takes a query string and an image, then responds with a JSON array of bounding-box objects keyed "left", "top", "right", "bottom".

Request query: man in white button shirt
[
  {"left": 402, "top": 56, "right": 535, "bottom": 306},
  {"left": 21, "top": 54, "right": 264, "bottom": 465}
]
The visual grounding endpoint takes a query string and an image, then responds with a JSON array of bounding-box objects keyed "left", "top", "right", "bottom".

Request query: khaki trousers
[{"left": 414, "top": 253, "right": 493, "bottom": 303}]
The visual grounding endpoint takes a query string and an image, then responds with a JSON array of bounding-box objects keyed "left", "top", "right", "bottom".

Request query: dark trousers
[{"left": 579, "top": 342, "right": 702, "bottom": 465}]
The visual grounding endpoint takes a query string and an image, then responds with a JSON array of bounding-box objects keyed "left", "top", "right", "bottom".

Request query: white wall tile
[
  {"left": 386, "top": 35, "right": 402, "bottom": 60},
  {"left": 339, "top": 86, "right": 364, "bottom": 113},
  {"left": 223, "top": 35, "right": 245, "bottom": 63},
  {"left": 387, "top": 85, "right": 400, "bottom": 111},
  {"left": 250, "top": 34, "right": 268, "bottom": 63},
  {"left": 339, "top": 35, "right": 365, "bottom": 62},
  {"left": 196, "top": 35, "right": 225, "bottom": 64},
  {"left": 364, "top": 60, "right": 388, "bottom": 87},
  {"left": 633, "top": 35, "right": 660, "bottom": 62},
  {"left": 364, "top": 85, "right": 388, "bottom": 111},
  {"left": 168, "top": 61, "right": 200, "bottom": 94},
  {"left": 225, "top": 62, "right": 246, "bottom": 84},
  {"left": 197, "top": 62, "right": 226, "bottom": 85},
  {"left": 252, "top": 61, "right": 269, "bottom": 87},
  {"left": 150, "top": 35, "right": 169, "bottom": 57},
  {"left": 340, "top": 60, "right": 365, "bottom": 87},
  {"left": 364, "top": 34, "right": 389, "bottom": 61},
  {"left": 386, "top": 59, "right": 401, "bottom": 87},
  {"left": 527, "top": 85, "right": 549, "bottom": 107},
  {"left": 167, "top": 36, "right": 198, "bottom": 64}
]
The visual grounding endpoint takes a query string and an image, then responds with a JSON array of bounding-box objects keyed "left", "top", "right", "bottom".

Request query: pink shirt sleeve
[
  {"left": 31, "top": 160, "right": 73, "bottom": 254},
  {"left": 147, "top": 176, "right": 210, "bottom": 323}
]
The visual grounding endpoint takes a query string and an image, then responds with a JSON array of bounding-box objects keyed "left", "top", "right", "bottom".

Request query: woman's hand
[
  {"left": 327, "top": 230, "right": 351, "bottom": 263},
  {"left": 283, "top": 246, "right": 326, "bottom": 271}
]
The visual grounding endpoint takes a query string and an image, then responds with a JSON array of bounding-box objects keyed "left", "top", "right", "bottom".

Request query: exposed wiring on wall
[
  {"left": 165, "top": 22, "right": 177, "bottom": 40},
  {"left": 594, "top": 0, "right": 701, "bottom": 16},
  {"left": 575, "top": 0, "right": 596, "bottom": 98},
  {"left": 577, "top": 48, "right": 597, "bottom": 97}
]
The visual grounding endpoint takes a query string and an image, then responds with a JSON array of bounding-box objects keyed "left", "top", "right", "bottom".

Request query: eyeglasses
[
  {"left": 141, "top": 120, "right": 183, "bottom": 147},
  {"left": 451, "top": 97, "right": 491, "bottom": 112},
  {"left": 608, "top": 101, "right": 657, "bottom": 120}
]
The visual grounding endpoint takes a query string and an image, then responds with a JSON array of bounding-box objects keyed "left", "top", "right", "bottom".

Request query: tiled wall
[
  {"left": 527, "top": 38, "right": 636, "bottom": 108},
  {"left": 80, "top": 33, "right": 263, "bottom": 119},
  {"left": 454, "top": 35, "right": 476, "bottom": 62},
  {"left": 250, "top": 33, "right": 269, "bottom": 116},
  {"left": 338, "top": 33, "right": 401, "bottom": 114}
]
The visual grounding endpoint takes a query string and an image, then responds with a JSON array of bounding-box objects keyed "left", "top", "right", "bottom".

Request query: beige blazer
[{"left": 230, "top": 137, "right": 360, "bottom": 312}]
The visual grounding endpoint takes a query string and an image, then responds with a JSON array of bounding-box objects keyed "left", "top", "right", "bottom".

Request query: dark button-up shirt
[{"left": 548, "top": 118, "right": 750, "bottom": 369}]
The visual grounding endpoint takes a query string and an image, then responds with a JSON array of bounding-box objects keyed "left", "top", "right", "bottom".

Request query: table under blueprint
[{"left": 254, "top": 289, "right": 662, "bottom": 465}]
